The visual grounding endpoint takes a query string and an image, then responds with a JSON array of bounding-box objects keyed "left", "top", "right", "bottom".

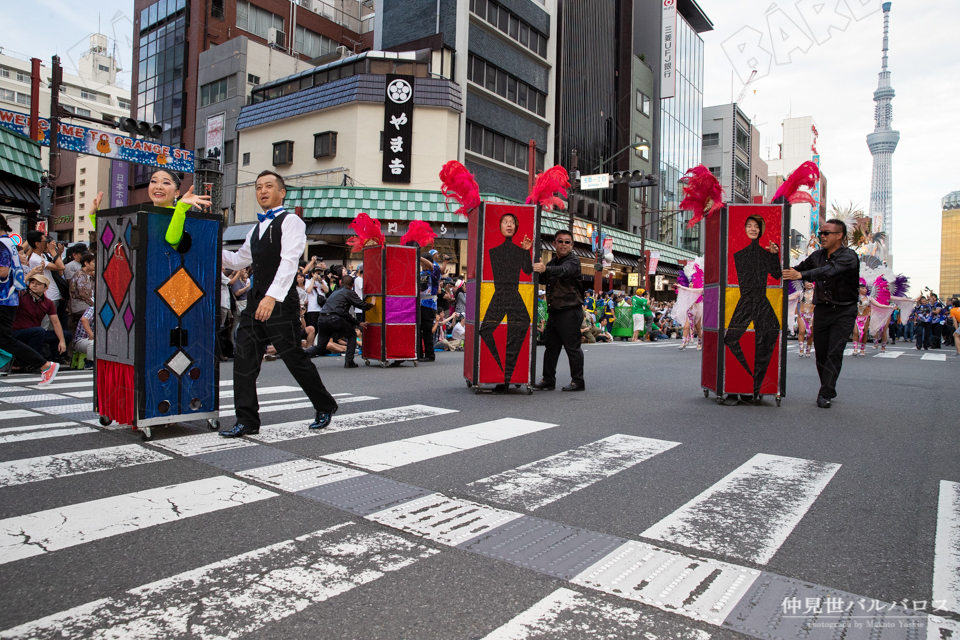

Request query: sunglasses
[
  {"left": 817, "top": 230, "right": 840, "bottom": 237},
  {"left": 555, "top": 239, "right": 572, "bottom": 245}
]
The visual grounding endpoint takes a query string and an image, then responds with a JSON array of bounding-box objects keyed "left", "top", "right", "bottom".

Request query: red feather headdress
[
  {"left": 345, "top": 212, "right": 384, "bottom": 253},
  {"left": 439, "top": 161, "right": 481, "bottom": 217},
  {"left": 526, "top": 166, "right": 570, "bottom": 212},
  {"left": 772, "top": 160, "right": 820, "bottom": 205},
  {"left": 679, "top": 165, "right": 724, "bottom": 227},
  {"left": 400, "top": 220, "right": 437, "bottom": 247}
]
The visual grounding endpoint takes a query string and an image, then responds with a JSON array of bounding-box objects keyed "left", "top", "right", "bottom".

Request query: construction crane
[{"left": 736, "top": 69, "right": 758, "bottom": 105}]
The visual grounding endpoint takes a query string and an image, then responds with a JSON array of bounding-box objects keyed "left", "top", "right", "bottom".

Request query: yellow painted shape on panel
[
  {"left": 479, "top": 282, "right": 535, "bottom": 323},
  {"left": 724, "top": 287, "right": 784, "bottom": 329},
  {"left": 366, "top": 296, "right": 383, "bottom": 324},
  {"left": 156, "top": 267, "right": 204, "bottom": 317}
]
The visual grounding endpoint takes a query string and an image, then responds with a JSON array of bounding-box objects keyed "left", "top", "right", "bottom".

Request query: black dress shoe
[
  {"left": 344, "top": 361, "right": 359, "bottom": 369},
  {"left": 219, "top": 423, "right": 259, "bottom": 437},
  {"left": 310, "top": 411, "right": 334, "bottom": 429},
  {"left": 816, "top": 395, "right": 832, "bottom": 408},
  {"left": 561, "top": 383, "right": 585, "bottom": 392},
  {"left": 417, "top": 357, "right": 435, "bottom": 362},
  {"left": 532, "top": 380, "right": 555, "bottom": 391}
]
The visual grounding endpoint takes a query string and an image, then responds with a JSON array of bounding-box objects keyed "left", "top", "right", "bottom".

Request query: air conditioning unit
[
  {"left": 267, "top": 27, "right": 286, "bottom": 48},
  {"left": 336, "top": 45, "right": 349, "bottom": 57}
]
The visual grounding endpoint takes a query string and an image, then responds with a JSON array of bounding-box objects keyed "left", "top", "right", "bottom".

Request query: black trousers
[
  {"left": 0, "top": 307, "right": 46, "bottom": 369},
  {"left": 233, "top": 305, "right": 338, "bottom": 429},
  {"left": 916, "top": 322, "right": 932, "bottom": 350},
  {"left": 813, "top": 303, "right": 857, "bottom": 400},
  {"left": 541, "top": 307, "right": 584, "bottom": 387},
  {"left": 418, "top": 306, "right": 436, "bottom": 359},
  {"left": 931, "top": 323, "right": 942, "bottom": 349},
  {"left": 316, "top": 314, "right": 357, "bottom": 361}
]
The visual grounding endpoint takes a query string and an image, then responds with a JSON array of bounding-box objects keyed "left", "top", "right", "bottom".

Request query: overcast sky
[{"left": 4, "top": 0, "right": 957, "bottom": 293}]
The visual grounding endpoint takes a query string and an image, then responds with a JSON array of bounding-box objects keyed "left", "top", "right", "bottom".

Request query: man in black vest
[{"left": 219, "top": 171, "right": 339, "bottom": 436}]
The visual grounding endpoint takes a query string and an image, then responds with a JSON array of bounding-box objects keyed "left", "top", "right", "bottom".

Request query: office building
[
  {"left": 701, "top": 103, "right": 756, "bottom": 205},
  {"left": 628, "top": 53, "right": 655, "bottom": 235},
  {"left": 941, "top": 191, "right": 960, "bottom": 300},
  {"left": 766, "top": 116, "right": 827, "bottom": 253}
]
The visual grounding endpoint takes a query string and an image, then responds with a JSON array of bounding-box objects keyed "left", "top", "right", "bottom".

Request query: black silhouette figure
[
  {"left": 480, "top": 213, "right": 533, "bottom": 385},
  {"left": 724, "top": 216, "right": 782, "bottom": 397}
]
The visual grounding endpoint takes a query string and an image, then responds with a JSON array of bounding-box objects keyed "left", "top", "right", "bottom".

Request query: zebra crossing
[{"left": 0, "top": 372, "right": 956, "bottom": 638}]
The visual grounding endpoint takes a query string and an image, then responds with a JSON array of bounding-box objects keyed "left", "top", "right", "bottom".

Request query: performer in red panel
[
  {"left": 480, "top": 212, "right": 533, "bottom": 394},
  {"left": 723, "top": 216, "right": 781, "bottom": 401}
]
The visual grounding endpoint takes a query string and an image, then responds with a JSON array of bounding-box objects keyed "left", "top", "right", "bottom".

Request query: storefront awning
[
  {"left": 656, "top": 263, "right": 680, "bottom": 277},
  {"left": 223, "top": 223, "right": 256, "bottom": 242}
]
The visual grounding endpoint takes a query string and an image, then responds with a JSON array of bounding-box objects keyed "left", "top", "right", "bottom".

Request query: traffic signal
[
  {"left": 120, "top": 118, "right": 163, "bottom": 139},
  {"left": 39, "top": 186, "right": 52, "bottom": 218},
  {"left": 610, "top": 170, "right": 644, "bottom": 184}
]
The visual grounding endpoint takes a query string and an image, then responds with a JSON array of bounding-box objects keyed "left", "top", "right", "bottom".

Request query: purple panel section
[
  {"left": 465, "top": 280, "right": 476, "bottom": 321},
  {"left": 703, "top": 287, "right": 720, "bottom": 330},
  {"left": 385, "top": 296, "right": 417, "bottom": 324}
]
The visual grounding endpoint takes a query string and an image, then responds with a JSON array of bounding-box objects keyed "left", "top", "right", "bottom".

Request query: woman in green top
[{"left": 89, "top": 169, "right": 211, "bottom": 249}]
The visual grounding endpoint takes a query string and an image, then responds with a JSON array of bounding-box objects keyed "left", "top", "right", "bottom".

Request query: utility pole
[
  {"left": 44, "top": 56, "right": 63, "bottom": 220},
  {"left": 569, "top": 149, "right": 578, "bottom": 233},
  {"left": 640, "top": 194, "right": 647, "bottom": 292}
]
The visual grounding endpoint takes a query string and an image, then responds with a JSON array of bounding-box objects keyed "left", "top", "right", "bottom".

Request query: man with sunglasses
[
  {"left": 532, "top": 230, "right": 585, "bottom": 391},
  {"left": 783, "top": 219, "right": 860, "bottom": 409}
]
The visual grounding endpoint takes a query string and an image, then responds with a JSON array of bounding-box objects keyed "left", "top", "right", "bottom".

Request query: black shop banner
[{"left": 382, "top": 74, "right": 415, "bottom": 184}]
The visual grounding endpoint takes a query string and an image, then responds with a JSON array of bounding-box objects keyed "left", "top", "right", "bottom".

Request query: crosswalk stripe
[
  {"left": 466, "top": 435, "right": 681, "bottom": 511},
  {"left": 0, "top": 421, "right": 90, "bottom": 434},
  {"left": 28, "top": 381, "right": 92, "bottom": 390},
  {"left": 5, "top": 371, "right": 91, "bottom": 384},
  {"left": 249, "top": 405, "right": 458, "bottom": 444},
  {"left": 0, "top": 476, "right": 276, "bottom": 565},
  {"left": 640, "top": 453, "right": 841, "bottom": 564},
  {"left": 0, "top": 427, "right": 95, "bottom": 444},
  {"left": 237, "top": 458, "right": 367, "bottom": 492},
  {"left": 0, "top": 393, "right": 67, "bottom": 403},
  {"left": 923, "top": 353, "right": 947, "bottom": 361},
  {"left": 323, "top": 418, "right": 559, "bottom": 472},
  {"left": 0, "top": 410, "right": 39, "bottom": 419},
  {"left": 875, "top": 351, "right": 903, "bottom": 358},
  {"left": 219, "top": 385, "right": 303, "bottom": 399},
  {"left": 933, "top": 480, "right": 960, "bottom": 615},
  {"left": 151, "top": 432, "right": 259, "bottom": 456},
  {"left": 62, "top": 386, "right": 343, "bottom": 402},
  {"left": 0, "top": 522, "right": 438, "bottom": 639},
  {"left": 219, "top": 395, "right": 378, "bottom": 414},
  {"left": 367, "top": 493, "right": 522, "bottom": 547},
  {"left": 481, "top": 587, "right": 712, "bottom": 640},
  {"left": 0, "top": 445, "right": 170, "bottom": 488},
  {"left": 843, "top": 348, "right": 854, "bottom": 356}
]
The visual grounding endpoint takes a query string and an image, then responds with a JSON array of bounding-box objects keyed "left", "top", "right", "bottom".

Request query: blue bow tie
[{"left": 258, "top": 207, "right": 283, "bottom": 223}]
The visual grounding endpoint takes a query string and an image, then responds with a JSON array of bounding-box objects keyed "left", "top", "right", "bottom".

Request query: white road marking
[
  {"left": 63, "top": 387, "right": 351, "bottom": 402},
  {"left": 63, "top": 391, "right": 93, "bottom": 399},
  {"left": 27, "top": 403, "right": 94, "bottom": 416},
  {"left": 0, "top": 427, "right": 95, "bottom": 444},
  {"left": 151, "top": 432, "right": 259, "bottom": 456},
  {"left": 249, "top": 405, "right": 458, "bottom": 444},
  {"left": 0, "top": 445, "right": 170, "bottom": 488},
  {"left": 933, "top": 480, "right": 960, "bottom": 615},
  {"left": 238, "top": 458, "right": 366, "bottom": 492},
  {"left": 218, "top": 385, "right": 303, "bottom": 399},
  {"left": 481, "top": 587, "right": 712, "bottom": 640},
  {"left": 323, "top": 418, "right": 558, "bottom": 472},
  {"left": 874, "top": 351, "right": 903, "bottom": 358},
  {"left": 5, "top": 372, "right": 92, "bottom": 384},
  {"left": 0, "top": 421, "right": 78, "bottom": 433},
  {"left": 219, "top": 395, "right": 377, "bottom": 413},
  {"left": 367, "top": 493, "right": 522, "bottom": 547},
  {"left": 0, "top": 393, "right": 67, "bottom": 403},
  {"left": 922, "top": 353, "right": 947, "bottom": 362},
  {"left": 0, "top": 410, "right": 39, "bottom": 420},
  {"left": 0, "top": 476, "right": 275, "bottom": 565},
  {"left": 0, "top": 522, "right": 437, "bottom": 639},
  {"left": 641, "top": 453, "right": 841, "bottom": 564},
  {"left": 843, "top": 348, "right": 854, "bottom": 356},
  {"left": 466, "top": 435, "right": 681, "bottom": 511},
  {"left": 28, "top": 381, "right": 92, "bottom": 390}
]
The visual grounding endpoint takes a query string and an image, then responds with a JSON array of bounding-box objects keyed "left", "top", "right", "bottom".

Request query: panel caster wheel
[
  {"left": 98, "top": 415, "right": 112, "bottom": 426},
  {"left": 526, "top": 385, "right": 532, "bottom": 395},
  {"left": 207, "top": 419, "right": 220, "bottom": 431},
  {"left": 716, "top": 397, "right": 724, "bottom": 405},
  {"left": 466, "top": 380, "right": 473, "bottom": 388},
  {"left": 703, "top": 389, "right": 709, "bottom": 398},
  {"left": 413, "top": 360, "right": 418, "bottom": 367},
  {"left": 140, "top": 427, "right": 153, "bottom": 442},
  {"left": 775, "top": 396, "right": 782, "bottom": 407},
  {"left": 474, "top": 386, "right": 482, "bottom": 394},
  {"left": 364, "top": 359, "right": 370, "bottom": 366},
  {"left": 380, "top": 361, "right": 388, "bottom": 368},
  {"left": 514, "top": 384, "right": 521, "bottom": 388}
]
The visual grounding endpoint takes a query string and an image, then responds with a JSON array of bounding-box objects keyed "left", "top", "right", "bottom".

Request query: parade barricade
[
  {"left": 361, "top": 243, "right": 420, "bottom": 367},
  {"left": 464, "top": 202, "right": 540, "bottom": 393},
  {"left": 94, "top": 204, "right": 222, "bottom": 439},
  {"left": 701, "top": 203, "right": 789, "bottom": 406}
]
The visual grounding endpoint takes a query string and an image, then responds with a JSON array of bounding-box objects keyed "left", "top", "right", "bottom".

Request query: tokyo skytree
[{"left": 866, "top": 2, "right": 899, "bottom": 267}]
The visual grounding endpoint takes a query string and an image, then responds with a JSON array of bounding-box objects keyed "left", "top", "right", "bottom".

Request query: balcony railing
[{"left": 299, "top": 1, "right": 374, "bottom": 35}]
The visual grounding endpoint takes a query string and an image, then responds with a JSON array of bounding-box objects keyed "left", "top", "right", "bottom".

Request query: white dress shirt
[{"left": 222, "top": 207, "right": 305, "bottom": 302}]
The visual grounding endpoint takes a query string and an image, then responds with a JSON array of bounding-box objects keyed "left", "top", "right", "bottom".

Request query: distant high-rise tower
[{"left": 867, "top": 2, "right": 899, "bottom": 267}]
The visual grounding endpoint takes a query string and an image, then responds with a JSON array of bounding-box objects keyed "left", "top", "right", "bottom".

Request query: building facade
[
  {"left": 941, "top": 191, "right": 960, "bottom": 300},
  {"left": 750, "top": 124, "right": 768, "bottom": 203},
  {"left": 627, "top": 53, "right": 655, "bottom": 236},
  {"left": 702, "top": 103, "right": 754, "bottom": 206}
]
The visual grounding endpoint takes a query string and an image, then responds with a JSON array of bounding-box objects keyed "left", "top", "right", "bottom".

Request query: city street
[{"left": 0, "top": 341, "right": 956, "bottom": 639}]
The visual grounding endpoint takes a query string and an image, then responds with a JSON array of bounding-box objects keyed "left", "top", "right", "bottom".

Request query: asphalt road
[{"left": 0, "top": 337, "right": 957, "bottom": 639}]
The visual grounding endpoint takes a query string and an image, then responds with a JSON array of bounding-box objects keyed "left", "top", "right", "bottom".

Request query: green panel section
[{"left": 0, "top": 128, "right": 42, "bottom": 183}]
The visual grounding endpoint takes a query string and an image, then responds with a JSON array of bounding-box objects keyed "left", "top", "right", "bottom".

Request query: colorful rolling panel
[
  {"left": 362, "top": 243, "right": 419, "bottom": 366},
  {"left": 463, "top": 202, "right": 540, "bottom": 394},
  {"left": 94, "top": 204, "right": 222, "bottom": 439},
  {"left": 701, "top": 204, "right": 789, "bottom": 405}
]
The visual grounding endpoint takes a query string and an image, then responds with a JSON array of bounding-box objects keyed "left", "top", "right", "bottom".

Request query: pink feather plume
[
  {"left": 679, "top": 165, "right": 724, "bottom": 227},
  {"left": 873, "top": 275, "right": 891, "bottom": 305},
  {"left": 526, "top": 166, "right": 570, "bottom": 212},
  {"left": 691, "top": 263, "right": 704, "bottom": 289},
  {"left": 439, "top": 161, "right": 481, "bottom": 217},
  {"left": 772, "top": 160, "right": 820, "bottom": 205},
  {"left": 345, "top": 212, "right": 384, "bottom": 253},
  {"left": 400, "top": 220, "right": 437, "bottom": 247}
]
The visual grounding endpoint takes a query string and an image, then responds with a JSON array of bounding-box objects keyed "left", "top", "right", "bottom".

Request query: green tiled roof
[
  {"left": 539, "top": 212, "right": 700, "bottom": 264},
  {"left": 0, "top": 128, "right": 42, "bottom": 184}
]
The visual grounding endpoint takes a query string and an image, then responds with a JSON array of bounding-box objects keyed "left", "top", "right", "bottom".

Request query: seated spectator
[
  {"left": 72, "top": 304, "right": 95, "bottom": 365},
  {"left": 596, "top": 317, "right": 612, "bottom": 342},
  {"left": 12, "top": 274, "right": 69, "bottom": 361},
  {"left": 436, "top": 317, "right": 466, "bottom": 351}
]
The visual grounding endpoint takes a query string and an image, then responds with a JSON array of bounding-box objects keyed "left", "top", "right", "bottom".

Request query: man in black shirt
[
  {"left": 784, "top": 219, "right": 860, "bottom": 408},
  {"left": 310, "top": 274, "right": 373, "bottom": 368},
  {"left": 532, "top": 230, "right": 585, "bottom": 391}
]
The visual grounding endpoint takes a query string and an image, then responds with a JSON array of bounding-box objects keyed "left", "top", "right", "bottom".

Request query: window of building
[
  {"left": 98, "top": 64, "right": 110, "bottom": 73},
  {"left": 735, "top": 125, "right": 749, "bottom": 152},
  {"left": 78, "top": 228, "right": 84, "bottom": 235},
  {"left": 272, "top": 140, "right": 294, "bottom": 166},
  {"left": 79, "top": 179, "right": 85, "bottom": 186},
  {"left": 637, "top": 91, "right": 650, "bottom": 116},
  {"left": 0, "top": 68, "right": 8, "bottom": 79},
  {"left": 55, "top": 184, "right": 75, "bottom": 205},
  {"left": 709, "top": 166, "right": 721, "bottom": 178},
  {"left": 247, "top": 73, "right": 260, "bottom": 85},
  {"left": 118, "top": 99, "right": 130, "bottom": 110},
  {"left": 465, "top": 120, "right": 543, "bottom": 172},
  {"left": 16, "top": 71, "right": 29, "bottom": 83},
  {"left": 79, "top": 216, "right": 84, "bottom": 221},
  {"left": 0, "top": 88, "right": 14, "bottom": 103},
  {"left": 295, "top": 25, "right": 336, "bottom": 59},
  {"left": 15, "top": 92, "right": 30, "bottom": 106},
  {"left": 79, "top": 203, "right": 85, "bottom": 210},
  {"left": 224, "top": 139, "right": 235, "bottom": 164},
  {"left": 200, "top": 75, "right": 238, "bottom": 107},
  {"left": 634, "top": 135, "right": 650, "bottom": 161},
  {"left": 79, "top": 191, "right": 85, "bottom": 198},
  {"left": 703, "top": 132, "right": 719, "bottom": 147},
  {"left": 242, "top": 152, "right": 250, "bottom": 166},
  {"left": 237, "top": 1, "right": 285, "bottom": 40},
  {"left": 467, "top": 54, "right": 547, "bottom": 118},
  {"left": 80, "top": 89, "right": 98, "bottom": 101},
  {"left": 79, "top": 167, "right": 86, "bottom": 174},
  {"left": 313, "top": 131, "right": 337, "bottom": 158},
  {"left": 75, "top": 107, "right": 91, "bottom": 117},
  {"left": 469, "top": 0, "right": 548, "bottom": 59},
  {"left": 211, "top": 0, "right": 225, "bottom": 20}
]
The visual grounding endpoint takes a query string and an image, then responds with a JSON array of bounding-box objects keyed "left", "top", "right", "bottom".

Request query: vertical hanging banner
[
  {"left": 382, "top": 74, "right": 415, "bottom": 184},
  {"left": 205, "top": 113, "right": 226, "bottom": 169},
  {"left": 809, "top": 154, "right": 821, "bottom": 242},
  {"left": 109, "top": 160, "right": 129, "bottom": 209},
  {"left": 661, "top": 0, "right": 677, "bottom": 100}
]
